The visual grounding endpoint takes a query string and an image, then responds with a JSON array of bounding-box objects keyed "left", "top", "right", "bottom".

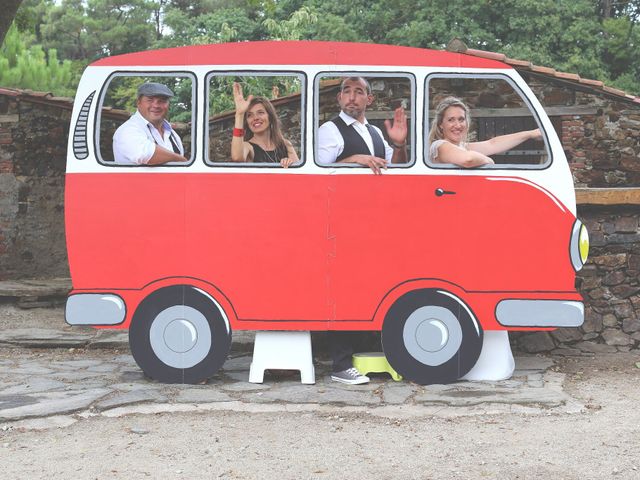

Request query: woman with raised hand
[{"left": 230, "top": 82, "right": 298, "bottom": 167}]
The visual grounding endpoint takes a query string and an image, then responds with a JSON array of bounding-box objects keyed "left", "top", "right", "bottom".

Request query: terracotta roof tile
[
  {"left": 0, "top": 87, "right": 21, "bottom": 97},
  {"left": 579, "top": 78, "right": 605, "bottom": 88},
  {"left": 554, "top": 71, "right": 581, "bottom": 82},
  {"left": 49, "top": 96, "right": 74, "bottom": 103},
  {"left": 27, "top": 91, "right": 53, "bottom": 98},
  {"left": 447, "top": 38, "right": 639, "bottom": 103},
  {"left": 464, "top": 48, "right": 506, "bottom": 62},
  {"left": 530, "top": 65, "right": 557, "bottom": 75},
  {"left": 0, "top": 87, "right": 75, "bottom": 107},
  {"left": 504, "top": 58, "right": 532, "bottom": 68},
  {"left": 602, "top": 85, "right": 628, "bottom": 97}
]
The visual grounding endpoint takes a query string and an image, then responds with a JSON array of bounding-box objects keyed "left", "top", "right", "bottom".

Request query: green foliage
[
  {"left": 156, "top": 6, "right": 260, "bottom": 47},
  {"left": 13, "top": 0, "right": 53, "bottom": 42},
  {"left": 603, "top": 16, "right": 636, "bottom": 77},
  {"left": 104, "top": 75, "right": 194, "bottom": 123},
  {"left": 5, "top": 0, "right": 640, "bottom": 96},
  {"left": 209, "top": 75, "right": 302, "bottom": 115},
  {"left": 40, "top": 0, "right": 158, "bottom": 61},
  {"left": 0, "top": 23, "right": 76, "bottom": 95},
  {"left": 263, "top": 6, "right": 317, "bottom": 40}
]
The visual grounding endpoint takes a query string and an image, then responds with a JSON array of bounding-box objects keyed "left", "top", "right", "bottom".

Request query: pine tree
[{"left": 0, "top": 23, "right": 76, "bottom": 96}]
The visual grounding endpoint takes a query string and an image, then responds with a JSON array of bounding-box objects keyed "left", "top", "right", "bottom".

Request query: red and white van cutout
[{"left": 64, "top": 41, "right": 589, "bottom": 384}]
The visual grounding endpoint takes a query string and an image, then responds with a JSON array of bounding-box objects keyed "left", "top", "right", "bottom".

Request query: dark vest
[{"left": 331, "top": 116, "right": 385, "bottom": 161}]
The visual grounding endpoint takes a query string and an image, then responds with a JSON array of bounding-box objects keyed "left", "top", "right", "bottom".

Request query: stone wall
[
  {"left": 514, "top": 206, "right": 640, "bottom": 353},
  {"left": 0, "top": 76, "right": 638, "bottom": 353},
  {"left": 509, "top": 75, "right": 640, "bottom": 354},
  {"left": 523, "top": 73, "right": 640, "bottom": 188},
  {"left": 0, "top": 93, "right": 70, "bottom": 280}
]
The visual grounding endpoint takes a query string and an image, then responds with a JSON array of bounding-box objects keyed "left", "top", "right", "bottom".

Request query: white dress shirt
[
  {"left": 112, "top": 110, "right": 184, "bottom": 165},
  {"left": 317, "top": 111, "right": 393, "bottom": 165}
]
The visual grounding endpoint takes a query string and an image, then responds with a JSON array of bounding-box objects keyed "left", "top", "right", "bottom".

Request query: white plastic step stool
[
  {"left": 249, "top": 331, "right": 315, "bottom": 384},
  {"left": 462, "top": 330, "right": 515, "bottom": 381}
]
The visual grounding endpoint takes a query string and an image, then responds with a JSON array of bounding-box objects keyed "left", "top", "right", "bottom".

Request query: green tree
[
  {"left": 263, "top": 6, "right": 317, "bottom": 40},
  {"left": 41, "top": 0, "right": 158, "bottom": 61},
  {"left": 302, "top": 0, "right": 634, "bottom": 92},
  {"left": 157, "top": 6, "right": 260, "bottom": 47},
  {"left": 0, "top": 23, "right": 76, "bottom": 95},
  {"left": 12, "top": 0, "right": 52, "bottom": 43},
  {"left": 600, "top": 2, "right": 640, "bottom": 93},
  {"left": 5, "top": 0, "right": 640, "bottom": 96}
]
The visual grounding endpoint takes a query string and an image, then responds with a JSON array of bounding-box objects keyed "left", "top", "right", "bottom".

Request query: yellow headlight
[{"left": 579, "top": 224, "right": 589, "bottom": 264}]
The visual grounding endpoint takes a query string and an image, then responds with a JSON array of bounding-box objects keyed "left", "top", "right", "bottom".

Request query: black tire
[
  {"left": 382, "top": 288, "right": 482, "bottom": 385},
  {"left": 129, "top": 285, "right": 231, "bottom": 384}
]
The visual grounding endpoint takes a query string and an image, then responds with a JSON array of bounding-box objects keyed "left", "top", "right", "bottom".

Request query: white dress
[{"left": 429, "top": 139, "right": 467, "bottom": 163}]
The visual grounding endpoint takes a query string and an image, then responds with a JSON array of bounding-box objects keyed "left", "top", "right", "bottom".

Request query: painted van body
[{"left": 65, "top": 41, "right": 588, "bottom": 384}]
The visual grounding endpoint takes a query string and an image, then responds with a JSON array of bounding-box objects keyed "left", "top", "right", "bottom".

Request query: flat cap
[{"left": 137, "top": 82, "right": 174, "bottom": 98}]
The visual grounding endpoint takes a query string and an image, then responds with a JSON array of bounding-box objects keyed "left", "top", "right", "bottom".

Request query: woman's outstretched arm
[{"left": 470, "top": 129, "right": 541, "bottom": 157}]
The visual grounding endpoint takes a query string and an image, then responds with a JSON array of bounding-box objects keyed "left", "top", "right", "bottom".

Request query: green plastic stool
[{"left": 352, "top": 352, "right": 402, "bottom": 381}]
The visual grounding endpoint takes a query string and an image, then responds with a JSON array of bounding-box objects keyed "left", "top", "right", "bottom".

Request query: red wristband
[{"left": 233, "top": 128, "right": 244, "bottom": 137}]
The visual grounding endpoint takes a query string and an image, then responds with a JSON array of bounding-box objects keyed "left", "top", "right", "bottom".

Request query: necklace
[
  {"left": 254, "top": 141, "right": 279, "bottom": 163},
  {"left": 262, "top": 146, "right": 278, "bottom": 163}
]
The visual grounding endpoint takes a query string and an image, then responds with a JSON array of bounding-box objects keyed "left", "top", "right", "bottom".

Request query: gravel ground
[
  {"left": 0, "top": 305, "right": 72, "bottom": 331},
  {"left": 1, "top": 305, "right": 639, "bottom": 479}
]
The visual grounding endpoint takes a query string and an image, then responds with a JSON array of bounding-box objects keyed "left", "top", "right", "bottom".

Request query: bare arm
[
  {"left": 230, "top": 82, "right": 254, "bottom": 163},
  {"left": 147, "top": 145, "right": 188, "bottom": 165},
  {"left": 230, "top": 112, "right": 253, "bottom": 162},
  {"left": 280, "top": 140, "right": 299, "bottom": 168},
  {"left": 470, "top": 128, "right": 541, "bottom": 156},
  {"left": 435, "top": 141, "right": 494, "bottom": 168}
]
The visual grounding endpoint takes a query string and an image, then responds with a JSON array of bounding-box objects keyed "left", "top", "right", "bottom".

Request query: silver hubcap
[
  {"left": 402, "top": 306, "right": 462, "bottom": 366},
  {"left": 149, "top": 305, "right": 212, "bottom": 369}
]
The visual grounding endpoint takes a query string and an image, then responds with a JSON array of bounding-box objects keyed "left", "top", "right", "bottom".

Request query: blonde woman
[{"left": 428, "top": 96, "right": 541, "bottom": 167}]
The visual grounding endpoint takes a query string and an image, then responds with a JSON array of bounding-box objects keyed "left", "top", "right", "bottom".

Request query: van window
[
  {"left": 97, "top": 73, "right": 195, "bottom": 165},
  {"left": 206, "top": 73, "right": 304, "bottom": 166},
  {"left": 315, "top": 74, "right": 414, "bottom": 168},
  {"left": 426, "top": 75, "right": 549, "bottom": 168}
]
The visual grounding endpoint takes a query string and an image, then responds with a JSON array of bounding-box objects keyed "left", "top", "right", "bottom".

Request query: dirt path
[{"left": 1, "top": 352, "right": 639, "bottom": 479}]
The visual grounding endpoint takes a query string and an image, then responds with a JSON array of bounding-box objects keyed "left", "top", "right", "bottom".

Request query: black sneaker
[{"left": 331, "top": 367, "right": 370, "bottom": 385}]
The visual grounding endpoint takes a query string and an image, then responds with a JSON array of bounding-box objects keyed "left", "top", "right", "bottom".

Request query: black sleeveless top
[{"left": 250, "top": 142, "right": 288, "bottom": 163}]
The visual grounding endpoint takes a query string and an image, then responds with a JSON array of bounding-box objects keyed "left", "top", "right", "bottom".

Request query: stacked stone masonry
[
  {"left": 0, "top": 70, "right": 638, "bottom": 353},
  {"left": 0, "top": 94, "right": 69, "bottom": 280},
  {"left": 512, "top": 206, "right": 639, "bottom": 354}
]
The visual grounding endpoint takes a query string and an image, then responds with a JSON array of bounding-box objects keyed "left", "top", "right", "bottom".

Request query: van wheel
[
  {"left": 382, "top": 289, "right": 482, "bottom": 385},
  {"left": 129, "top": 285, "right": 231, "bottom": 384}
]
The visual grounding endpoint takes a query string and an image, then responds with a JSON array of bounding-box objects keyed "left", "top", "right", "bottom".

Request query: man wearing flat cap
[{"left": 113, "top": 82, "right": 188, "bottom": 165}]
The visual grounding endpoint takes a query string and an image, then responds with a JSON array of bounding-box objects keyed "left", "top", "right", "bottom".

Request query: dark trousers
[
  {"left": 328, "top": 331, "right": 359, "bottom": 372},
  {"left": 328, "top": 331, "right": 381, "bottom": 372}
]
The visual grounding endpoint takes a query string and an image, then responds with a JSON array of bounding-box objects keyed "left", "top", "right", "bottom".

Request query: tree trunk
[{"left": 0, "top": 0, "right": 23, "bottom": 45}]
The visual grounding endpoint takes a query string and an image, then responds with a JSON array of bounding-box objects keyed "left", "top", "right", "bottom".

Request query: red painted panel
[
  {"left": 326, "top": 175, "right": 576, "bottom": 322},
  {"left": 66, "top": 172, "right": 578, "bottom": 329},
  {"left": 91, "top": 41, "right": 509, "bottom": 69}
]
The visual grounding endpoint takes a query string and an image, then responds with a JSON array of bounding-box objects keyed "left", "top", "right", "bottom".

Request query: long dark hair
[{"left": 243, "top": 97, "right": 287, "bottom": 155}]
